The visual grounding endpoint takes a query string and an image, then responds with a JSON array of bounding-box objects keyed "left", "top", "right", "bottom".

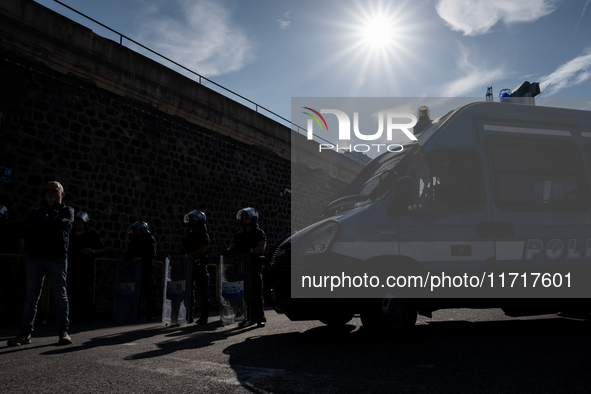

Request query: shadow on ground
[
  {"left": 12, "top": 313, "right": 591, "bottom": 393},
  {"left": 220, "top": 317, "right": 591, "bottom": 393}
]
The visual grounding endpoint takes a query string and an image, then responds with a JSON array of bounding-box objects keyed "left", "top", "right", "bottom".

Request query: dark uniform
[
  {"left": 124, "top": 232, "right": 157, "bottom": 319},
  {"left": 232, "top": 227, "right": 267, "bottom": 324},
  {"left": 179, "top": 230, "right": 210, "bottom": 322},
  {"left": 68, "top": 230, "right": 104, "bottom": 320}
]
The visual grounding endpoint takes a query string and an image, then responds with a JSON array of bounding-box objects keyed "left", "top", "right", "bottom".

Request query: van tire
[{"left": 361, "top": 298, "right": 417, "bottom": 331}]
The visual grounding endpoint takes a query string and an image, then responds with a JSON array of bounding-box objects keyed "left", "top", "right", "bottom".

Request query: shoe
[
  {"left": 58, "top": 330, "right": 72, "bottom": 345},
  {"left": 256, "top": 321, "right": 265, "bottom": 328},
  {"left": 238, "top": 319, "right": 253, "bottom": 328},
  {"left": 196, "top": 317, "right": 208, "bottom": 325},
  {"left": 7, "top": 331, "right": 32, "bottom": 347}
]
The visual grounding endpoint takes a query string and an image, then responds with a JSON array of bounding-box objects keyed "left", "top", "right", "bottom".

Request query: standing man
[
  {"left": 68, "top": 211, "right": 104, "bottom": 323},
  {"left": 173, "top": 210, "right": 210, "bottom": 325},
  {"left": 228, "top": 207, "right": 267, "bottom": 328},
  {"left": 123, "top": 221, "right": 157, "bottom": 321},
  {"left": 7, "top": 181, "right": 74, "bottom": 346}
]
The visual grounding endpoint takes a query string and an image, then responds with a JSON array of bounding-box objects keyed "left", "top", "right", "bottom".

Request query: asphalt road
[{"left": 1, "top": 308, "right": 590, "bottom": 393}]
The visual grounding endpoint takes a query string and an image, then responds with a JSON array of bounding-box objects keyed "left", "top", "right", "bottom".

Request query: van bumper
[{"left": 265, "top": 242, "right": 364, "bottom": 320}]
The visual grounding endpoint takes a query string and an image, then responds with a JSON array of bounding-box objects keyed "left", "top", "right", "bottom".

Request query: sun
[
  {"left": 313, "top": 1, "right": 426, "bottom": 96},
  {"left": 361, "top": 15, "right": 397, "bottom": 49}
]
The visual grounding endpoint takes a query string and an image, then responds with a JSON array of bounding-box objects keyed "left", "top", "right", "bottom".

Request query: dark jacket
[
  {"left": 232, "top": 227, "right": 267, "bottom": 257},
  {"left": 25, "top": 202, "right": 74, "bottom": 259},
  {"left": 0, "top": 220, "right": 24, "bottom": 254},
  {"left": 124, "top": 233, "right": 157, "bottom": 268},
  {"left": 69, "top": 230, "right": 104, "bottom": 273},
  {"left": 180, "top": 229, "right": 210, "bottom": 265}
]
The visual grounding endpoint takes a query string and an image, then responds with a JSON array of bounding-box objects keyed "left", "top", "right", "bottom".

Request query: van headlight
[{"left": 293, "top": 222, "right": 339, "bottom": 258}]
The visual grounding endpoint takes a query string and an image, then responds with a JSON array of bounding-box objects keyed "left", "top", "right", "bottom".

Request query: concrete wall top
[{"left": 0, "top": 0, "right": 363, "bottom": 182}]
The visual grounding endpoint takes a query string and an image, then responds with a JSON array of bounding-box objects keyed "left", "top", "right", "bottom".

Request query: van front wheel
[{"left": 361, "top": 298, "right": 417, "bottom": 331}]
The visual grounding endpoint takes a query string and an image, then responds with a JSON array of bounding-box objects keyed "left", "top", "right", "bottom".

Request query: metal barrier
[
  {"left": 95, "top": 259, "right": 166, "bottom": 316},
  {"left": 0, "top": 253, "right": 28, "bottom": 314},
  {"left": 1, "top": 253, "right": 217, "bottom": 318},
  {"left": 210, "top": 263, "right": 220, "bottom": 304},
  {"left": 93, "top": 258, "right": 165, "bottom": 288}
]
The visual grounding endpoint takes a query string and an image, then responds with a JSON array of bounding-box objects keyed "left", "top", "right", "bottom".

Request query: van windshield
[
  {"left": 321, "top": 147, "right": 415, "bottom": 218},
  {"left": 337, "top": 145, "right": 415, "bottom": 199},
  {"left": 327, "top": 108, "right": 458, "bottom": 211}
]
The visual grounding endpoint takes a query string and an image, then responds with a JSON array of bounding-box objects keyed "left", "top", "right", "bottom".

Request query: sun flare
[
  {"left": 316, "top": 1, "right": 426, "bottom": 97},
  {"left": 361, "top": 16, "right": 396, "bottom": 49}
]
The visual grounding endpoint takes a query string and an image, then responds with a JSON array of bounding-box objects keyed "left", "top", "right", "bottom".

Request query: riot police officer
[
  {"left": 123, "top": 221, "right": 157, "bottom": 321},
  {"left": 68, "top": 211, "right": 104, "bottom": 323},
  {"left": 228, "top": 207, "right": 267, "bottom": 328},
  {"left": 173, "top": 210, "right": 210, "bottom": 325}
]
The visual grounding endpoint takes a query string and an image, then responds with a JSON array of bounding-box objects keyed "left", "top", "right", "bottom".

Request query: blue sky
[{"left": 35, "top": 0, "right": 591, "bottom": 126}]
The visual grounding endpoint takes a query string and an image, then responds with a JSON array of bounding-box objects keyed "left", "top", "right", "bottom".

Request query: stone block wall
[
  {"left": 0, "top": 51, "right": 349, "bottom": 259},
  {"left": 0, "top": 0, "right": 363, "bottom": 313}
]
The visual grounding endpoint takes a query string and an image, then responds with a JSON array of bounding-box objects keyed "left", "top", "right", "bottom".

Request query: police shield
[
  {"left": 162, "top": 255, "right": 193, "bottom": 325},
  {"left": 219, "top": 254, "right": 250, "bottom": 326},
  {"left": 113, "top": 259, "right": 142, "bottom": 323}
]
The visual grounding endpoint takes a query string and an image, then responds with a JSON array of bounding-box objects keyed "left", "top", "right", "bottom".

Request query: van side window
[
  {"left": 413, "top": 150, "right": 484, "bottom": 214},
  {"left": 488, "top": 138, "right": 587, "bottom": 211}
]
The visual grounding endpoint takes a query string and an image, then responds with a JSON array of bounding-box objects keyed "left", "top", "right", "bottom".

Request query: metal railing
[{"left": 52, "top": 0, "right": 340, "bottom": 149}]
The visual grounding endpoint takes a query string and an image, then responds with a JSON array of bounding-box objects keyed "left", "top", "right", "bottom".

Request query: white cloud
[
  {"left": 277, "top": 20, "right": 291, "bottom": 30},
  {"left": 576, "top": 0, "right": 591, "bottom": 32},
  {"left": 277, "top": 10, "right": 291, "bottom": 30},
  {"left": 436, "top": 0, "right": 556, "bottom": 36},
  {"left": 133, "top": 0, "right": 253, "bottom": 77},
  {"left": 439, "top": 46, "right": 506, "bottom": 96},
  {"left": 539, "top": 50, "right": 591, "bottom": 95}
]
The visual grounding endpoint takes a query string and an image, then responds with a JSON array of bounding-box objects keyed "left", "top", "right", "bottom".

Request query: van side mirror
[{"left": 388, "top": 176, "right": 413, "bottom": 215}]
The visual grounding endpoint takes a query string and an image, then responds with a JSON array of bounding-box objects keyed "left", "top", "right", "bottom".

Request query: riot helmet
[
  {"left": 236, "top": 207, "right": 258, "bottom": 227},
  {"left": 184, "top": 210, "right": 206, "bottom": 228},
  {"left": 417, "top": 105, "right": 430, "bottom": 120},
  {"left": 0, "top": 204, "right": 8, "bottom": 220},
  {"left": 129, "top": 220, "right": 150, "bottom": 234},
  {"left": 74, "top": 211, "right": 90, "bottom": 231}
]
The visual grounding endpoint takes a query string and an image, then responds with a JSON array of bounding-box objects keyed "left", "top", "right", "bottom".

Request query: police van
[{"left": 267, "top": 96, "right": 591, "bottom": 330}]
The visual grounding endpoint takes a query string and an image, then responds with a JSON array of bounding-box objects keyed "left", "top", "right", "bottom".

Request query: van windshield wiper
[{"left": 321, "top": 194, "right": 370, "bottom": 217}]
